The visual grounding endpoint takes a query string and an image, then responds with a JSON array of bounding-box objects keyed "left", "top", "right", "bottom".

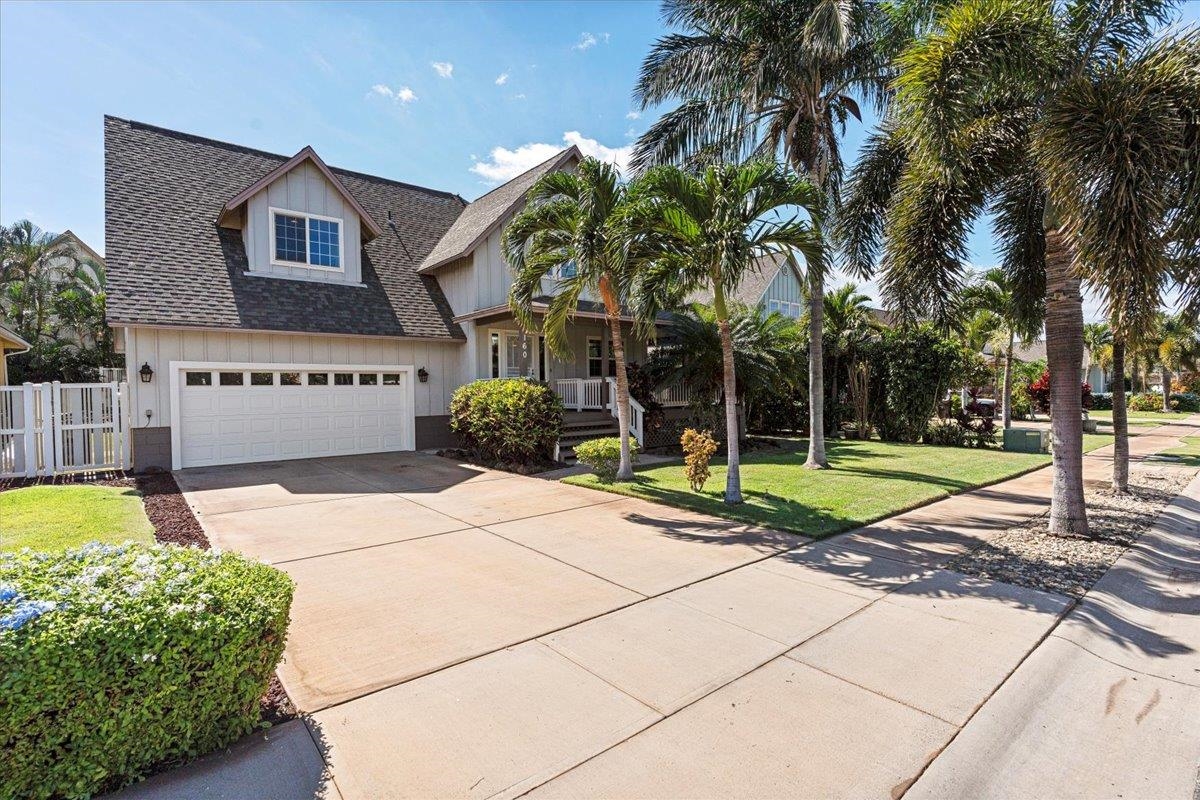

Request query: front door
[{"left": 491, "top": 330, "right": 541, "bottom": 379}]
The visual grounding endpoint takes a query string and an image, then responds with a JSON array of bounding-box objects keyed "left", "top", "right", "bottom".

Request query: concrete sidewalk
[{"left": 906, "top": 472, "right": 1200, "bottom": 799}]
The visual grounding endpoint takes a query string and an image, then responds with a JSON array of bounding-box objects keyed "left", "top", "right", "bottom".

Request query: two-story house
[{"left": 104, "top": 117, "right": 649, "bottom": 471}]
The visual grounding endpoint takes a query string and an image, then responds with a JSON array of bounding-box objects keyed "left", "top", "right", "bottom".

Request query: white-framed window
[
  {"left": 270, "top": 207, "right": 344, "bottom": 271},
  {"left": 766, "top": 299, "right": 802, "bottom": 319},
  {"left": 551, "top": 260, "right": 578, "bottom": 280}
]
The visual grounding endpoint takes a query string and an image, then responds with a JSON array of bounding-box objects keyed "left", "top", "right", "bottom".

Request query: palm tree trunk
[
  {"left": 1043, "top": 224, "right": 1088, "bottom": 537},
  {"left": 1111, "top": 336, "right": 1129, "bottom": 494},
  {"left": 599, "top": 277, "right": 634, "bottom": 481},
  {"left": 1002, "top": 330, "right": 1015, "bottom": 429},
  {"left": 1131, "top": 359, "right": 1141, "bottom": 392},
  {"left": 805, "top": 270, "right": 828, "bottom": 468},
  {"left": 713, "top": 284, "right": 742, "bottom": 504},
  {"left": 830, "top": 351, "right": 839, "bottom": 436},
  {"left": 1161, "top": 367, "right": 1172, "bottom": 412}
]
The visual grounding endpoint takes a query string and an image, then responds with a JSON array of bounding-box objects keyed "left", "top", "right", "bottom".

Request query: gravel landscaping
[{"left": 947, "top": 468, "right": 1193, "bottom": 597}]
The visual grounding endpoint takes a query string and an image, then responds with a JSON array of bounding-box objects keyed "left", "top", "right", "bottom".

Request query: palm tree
[
  {"left": 1, "top": 220, "right": 77, "bottom": 379},
  {"left": 961, "top": 268, "right": 1041, "bottom": 429},
  {"left": 635, "top": 161, "right": 825, "bottom": 503},
  {"left": 1083, "top": 322, "right": 1113, "bottom": 387},
  {"left": 503, "top": 159, "right": 644, "bottom": 481},
  {"left": 1153, "top": 313, "right": 1200, "bottom": 411},
  {"left": 820, "top": 283, "right": 875, "bottom": 433},
  {"left": 651, "top": 303, "right": 802, "bottom": 427},
  {"left": 631, "top": 0, "right": 914, "bottom": 470},
  {"left": 839, "top": 1, "right": 1196, "bottom": 536}
]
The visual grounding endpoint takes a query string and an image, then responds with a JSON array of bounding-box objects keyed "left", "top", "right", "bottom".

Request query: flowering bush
[
  {"left": 1128, "top": 392, "right": 1165, "bottom": 412},
  {"left": 450, "top": 378, "right": 563, "bottom": 466},
  {"left": 574, "top": 436, "right": 638, "bottom": 483},
  {"left": 1027, "top": 370, "right": 1093, "bottom": 414},
  {"left": 0, "top": 542, "right": 293, "bottom": 799}
]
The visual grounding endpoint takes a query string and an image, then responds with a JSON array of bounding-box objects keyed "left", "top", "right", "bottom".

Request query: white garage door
[{"left": 172, "top": 363, "right": 415, "bottom": 469}]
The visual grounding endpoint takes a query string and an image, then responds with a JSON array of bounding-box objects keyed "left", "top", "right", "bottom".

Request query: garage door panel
[{"left": 177, "top": 365, "right": 413, "bottom": 468}]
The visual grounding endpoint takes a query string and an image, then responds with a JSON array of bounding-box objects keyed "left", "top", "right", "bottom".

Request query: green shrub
[
  {"left": 0, "top": 542, "right": 293, "bottom": 799},
  {"left": 449, "top": 379, "right": 564, "bottom": 465},
  {"left": 924, "top": 419, "right": 967, "bottom": 447},
  {"left": 1009, "top": 384, "right": 1033, "bottom": 419},
  {"left": 1090, "top": 392, "right": 1113, "bottom": 410},
  {"left": 867, "top": 325, "right": 972, "bottom": 443},
  {"left": 574, "top": 436, "right": 638, "bottom": 483},
  {"left": 1128, "top": 392, "right": 1164, "bottom": 412},
  {"left": 681, "top": 428, "right": 720, "bottom": 491},
  {"left": 1171, "top": 392, "right": 1200, "bottom": 412}
]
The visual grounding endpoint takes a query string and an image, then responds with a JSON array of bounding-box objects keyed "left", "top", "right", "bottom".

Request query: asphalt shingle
[{"left": 104, "top": 116, "right": 467, "bottom": 340}]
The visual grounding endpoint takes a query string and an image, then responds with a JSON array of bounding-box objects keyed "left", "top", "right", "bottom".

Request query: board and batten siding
[
  {"left": 467, "top": 222, "right": 599, "bottom": 313},
  {"left": 241, "top": 161, "right": 364, "bottom": 284},
  {"left": 122, "top": 326, "right": 468, "bottom": 427},
  {"left": 761, "top": 264, "right": 805, "bottom": 307}
]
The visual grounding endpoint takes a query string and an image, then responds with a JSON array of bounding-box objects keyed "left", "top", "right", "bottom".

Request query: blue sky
[{"left": 2, "top": 0, "right": 1197, "bottom": 319}]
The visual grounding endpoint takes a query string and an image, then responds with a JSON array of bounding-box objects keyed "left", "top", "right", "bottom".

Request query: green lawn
[
  {"left": 1089, "top": 409, "right": 1192, "bottom": 424},
  {"left": 0, "top": 485, "right": 155, "bottom": 553},
  {"left": 1152, "top": 434, "right": 1200, "bottom": 467},
  {"left": 565, "top": 439, "right": 1051, "bottom": 539}
]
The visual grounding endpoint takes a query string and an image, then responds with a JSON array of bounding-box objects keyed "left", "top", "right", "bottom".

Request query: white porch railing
[
  {"left": 654, "top": 384, "right": 691, "bottom": 407},
  {"left": 554, "top": 378, "right": 606, "bottom": 411},
  {"left": 0, "top": 382, "right": 130, "bottom": 478},
  {"left": 605, "top": 377, "right": 644, "bottom": 446}
]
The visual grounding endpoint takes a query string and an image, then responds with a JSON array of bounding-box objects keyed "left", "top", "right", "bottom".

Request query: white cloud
[
  {"left": 470, "top": 131, "right": 632, "bottom": 182},
  {"left": 625, "top": 110, "right": 640, "bottom": 120},
  {"left": 431, "top": 61, "right": 454, "bottom": 78},
  {"left": 495, "top": 72, "right": 509, "bottom": 86},
  {"left": 572, "top": 31, "right": 610, "bottom": 51},
  {"left": 369, "top": 83, "right": 417, "bottom": 104},
  {"left": 513, "top": 93, "right": 526, "bottom": 100}
]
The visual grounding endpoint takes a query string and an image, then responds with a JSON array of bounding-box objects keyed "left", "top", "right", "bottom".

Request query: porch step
[{"left": 557, "top": 418, "right": 621, "bottom": 464}]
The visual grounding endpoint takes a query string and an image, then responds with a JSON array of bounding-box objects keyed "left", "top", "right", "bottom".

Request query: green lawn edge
[{"left": 0, "top": 484, "right": 156, "bottom": 553}]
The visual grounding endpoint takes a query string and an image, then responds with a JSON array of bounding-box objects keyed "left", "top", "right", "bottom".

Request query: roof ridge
[
  {"left": 106, "top": 115, "right": 464, "bottom": 203},
  {"left": 465, "top": 145, "right": 578, "bottom": 204}
]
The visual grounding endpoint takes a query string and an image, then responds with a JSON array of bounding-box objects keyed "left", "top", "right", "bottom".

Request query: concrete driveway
[{"left": 165, "top": 448, "right": 1197, "bottom": 800}]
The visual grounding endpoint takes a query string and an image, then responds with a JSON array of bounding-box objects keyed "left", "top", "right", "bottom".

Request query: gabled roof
[
  {"left": 104, "top": 116, "right": 467, "bottom": 340},
  {"left": 418, "top": 146, "right": 581, "bottom": 273},
  {"left": 49, "top": 230, "right": 105, "bottom": 266},
  {"left": 216, "top": 146, "right": 384, "bottom": 239},
  {"left": 0, "top": 321, "right": 31, "bottom": 352},
  {"left": 687, "top": 251, "right": 795, "bottom": 307}
]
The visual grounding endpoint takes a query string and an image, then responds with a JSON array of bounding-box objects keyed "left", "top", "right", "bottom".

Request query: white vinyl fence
[{"left": 0, "top": 382, "right": 130, "bottom": 478}]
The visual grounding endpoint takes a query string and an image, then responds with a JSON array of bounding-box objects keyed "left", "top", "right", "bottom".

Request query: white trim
[
  {"left": 242, "top": 271, "right": 366, "bottom": 288},
  {"left": 586, "top": 335, "right": 604, "bottom": 378},
  {"left": 268, "top": 206, "right": 346, "bottom": 272},
  {"left": 169, "top": 361, "right": 415, "bottom": 470},
  {"left": 116, "top": 322, "right": 464, "bottom": 345}
]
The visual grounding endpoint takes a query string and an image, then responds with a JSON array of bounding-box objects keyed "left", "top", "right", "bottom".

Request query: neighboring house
[
  {"left": 982, "top": 340, "right": 1104, "bottom": 391},
  {"left": 0, "top": 322, "right": 31, "bottom": 385},
  {"left": 687, "top": 251, "right": 806, "bottom": 317},
  {"left": 48, "top": 230, "right": 105, "bottom": 278},
  {"left": 104, "top": 117, "right": 651, "bottom": 471}
]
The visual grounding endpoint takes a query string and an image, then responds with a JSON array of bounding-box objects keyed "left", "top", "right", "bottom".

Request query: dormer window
[{"left": 270, "top": 208, "right": 343, "bottom": 270}]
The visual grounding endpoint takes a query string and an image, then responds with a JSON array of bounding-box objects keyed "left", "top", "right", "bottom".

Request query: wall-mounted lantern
[
  {"left": 139, "top": 362, "right": 154, "bottom": 383},
  {"left": 417, "top": 367, "right": 429, "bottom": 383}
]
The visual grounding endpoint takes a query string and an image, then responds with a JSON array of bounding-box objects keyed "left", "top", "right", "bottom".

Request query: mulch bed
[
  {"left": 0, "top": 471, "right": 133, "bottom": 493},
  {"left": 947, "top": 469, "right": 1192, "bottom": 598}
]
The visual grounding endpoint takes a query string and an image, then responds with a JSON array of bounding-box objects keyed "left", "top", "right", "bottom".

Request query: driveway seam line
[
  {"left": 478, "top": 525, "right": 650, "bottom": 596},
  {"left": 536, "top": 638, "right": 666, "bottom": 715},
  {"left": 895, "top": 595, "right": 1081, "bottom": 799},
  {"left": 268, "top": 524, "right": 477, "bottom": 566},
  {"left": 396, "top": 491, "right": 627, "bottom": 536}
]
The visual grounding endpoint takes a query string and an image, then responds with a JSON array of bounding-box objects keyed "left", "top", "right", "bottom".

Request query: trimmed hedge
[
  {"left": 574, "top": 436, "right": 639, "bottom": 483},
  {"left": 0, "top": 542, "right": 293, "bottom": 799},
  {"left": 450, "top": 378, "right": 563, "bottom": 465}
]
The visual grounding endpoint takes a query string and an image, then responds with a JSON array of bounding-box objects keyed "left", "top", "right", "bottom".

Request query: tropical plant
[
  {"left": 820, "top": 283, "right": 876, "bottom": 432},
  {"left": 635, "top": 161, "right": 825, "bottom": 503},
  {"left": 632, "top": 0, "right": 917, "bottom": 470},
  {"left": 448, "top": 379, "right": 564, "bottom": 467},
  {"left": 574, "top": 436, "right": 640, "bottom": 483},
  {"left": 838, "top": 0, "right": 1198, "bottom": 535},
  {"left": 503, "top": 158, "right": 643, "bottom": 480},
  {"left": 650, "top": 302, "right": 804, "bottom": 430},
  {"left": 681, "top": 428, "right": 719, "bottom": 492},
  {"left": 1152, "top": 313, "right": 1200, "bottom": 412},
  {"left": 961, "top": 268, "right": 1041, "bottom": 429},
  {"left": 0, "top": 220, "right": 118, "bottom": 382}
]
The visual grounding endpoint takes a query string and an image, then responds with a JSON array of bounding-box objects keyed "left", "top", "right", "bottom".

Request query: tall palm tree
[
  {"left": 636, "top": 161, "right": 825, "bottom": 503},
  {"left": 961, "top": 268, "right": 1041, "bottom": 429},
  {"left": 631, "top": 0, "right": 914, "bottom": 470},
  {"left": 820, "top": 283, "right": 875, "bottom": 433},
  {"left": 1, "top": 220, "right": 77, "bottom": 378},
  {"left": 503, "top": 159, "right": 644, "bottom": 481},
  {"left": 1083, "top": 322, "right": 1113, "bottom": 387},
  {"left": 839, "top": 0, "right": 1196, "bottom": 536}
]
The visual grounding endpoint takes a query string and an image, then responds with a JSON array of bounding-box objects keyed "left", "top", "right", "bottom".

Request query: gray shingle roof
[
  {"left": 418, "top": 147, "right": 581, "bottom": 273},
  {"left": 687, "top": 251, "right": 792, "bottom": 307},
  {"left": 104, "top": 116, "right": 467, "bottom": 340}
]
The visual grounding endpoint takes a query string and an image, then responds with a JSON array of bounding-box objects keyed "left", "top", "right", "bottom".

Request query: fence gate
[{"left": 0, "top": 382, "right": 130, "bottom": 479}]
